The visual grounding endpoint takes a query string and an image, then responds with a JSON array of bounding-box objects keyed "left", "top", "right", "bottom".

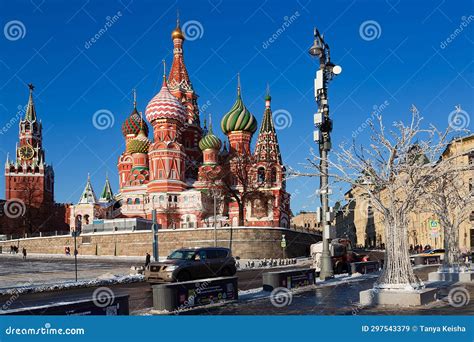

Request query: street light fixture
[{"left": 309, "top": 27, "right": 341, "bottom": 280}]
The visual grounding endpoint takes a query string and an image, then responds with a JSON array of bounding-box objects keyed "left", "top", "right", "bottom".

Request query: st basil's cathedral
[{"left": 69, "top": 19, "right": 291, "bottom": 230}]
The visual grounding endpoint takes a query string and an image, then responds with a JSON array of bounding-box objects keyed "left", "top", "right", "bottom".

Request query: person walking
[
  {"left": 22, "top": 248, "right": 27, "bottom": 260},
  {"left": 145, "top": 252, "right": 151, "bottom": 269}
]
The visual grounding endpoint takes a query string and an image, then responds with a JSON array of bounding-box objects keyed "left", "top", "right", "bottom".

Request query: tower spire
[
  {"left": 132, "top": 89, "right": 137, "bottom": 109},
  {"left": 25, "top": 83, "right": 37, "bottom": 122},
  {"left": 161, "top": 59, "right": 167, "bottom": 87},
  {"left": 176, "top": 8, "right": 180, "bottom": 27},
  {"left": 237, "top": 73, "right": 241, "bottom": 97}
]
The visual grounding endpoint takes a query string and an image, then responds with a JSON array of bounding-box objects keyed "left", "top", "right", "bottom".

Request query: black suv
[{"left": 145, "top": 247, "right": 237, "bottom": 283}]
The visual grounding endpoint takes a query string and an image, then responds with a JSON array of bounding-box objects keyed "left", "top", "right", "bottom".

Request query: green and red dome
[
  {"left": 199, "top": 125, "right": 222, "bottom": 151},
  {"left": 221, "top": 82, "right": 257, "bottom": 135},
  {"left": 122, "top": 107, "right": 149, "bottom": 137}
]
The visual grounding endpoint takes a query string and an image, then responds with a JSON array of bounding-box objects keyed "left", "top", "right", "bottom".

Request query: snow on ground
[{"left": 0, "top": 273, "right": 144, "bottom": 296}]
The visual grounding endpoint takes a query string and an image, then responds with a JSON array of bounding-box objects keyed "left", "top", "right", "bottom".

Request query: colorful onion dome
[
  {"left": 221, "top": 76, "right": 257, "bottom": 135},
  {"left": 145, "top": 77, "right": 186, "bottom": 124},
  {"left": 199, "top": 122, "right": 222, "bottom": 151},
  {"left": 122, "top": 107, "right": 149, "bottom": 137},
  {"left": 127, "top": 126, "right": 151, "bottom": 154}
]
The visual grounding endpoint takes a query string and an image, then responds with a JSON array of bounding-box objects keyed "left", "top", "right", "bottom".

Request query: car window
[{"left": 198, "top": 250, "right": 207, "bottom": 260}]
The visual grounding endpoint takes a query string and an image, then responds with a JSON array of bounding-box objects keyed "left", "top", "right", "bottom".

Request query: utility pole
[{"left": 309, "top": 27, "right": 342, "bottom": 280}]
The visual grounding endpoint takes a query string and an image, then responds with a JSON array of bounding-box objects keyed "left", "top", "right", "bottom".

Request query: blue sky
[{"left": 0, "top": 0, "right": 472, "bottom": 213}]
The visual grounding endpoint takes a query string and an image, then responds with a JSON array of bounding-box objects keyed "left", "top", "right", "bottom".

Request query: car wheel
[{"left": 176, "top": 271, "right": 191, "bottom": 282}]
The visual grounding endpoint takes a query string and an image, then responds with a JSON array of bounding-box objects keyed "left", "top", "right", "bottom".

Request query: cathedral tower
[{"left": 168, "top": 15, "right": 202, "bottom": 180}]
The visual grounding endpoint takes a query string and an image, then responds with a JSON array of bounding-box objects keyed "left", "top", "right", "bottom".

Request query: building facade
[
  {"left": 69, "top": 20, "right": 291, "bottom": 231},
  {"left": 335, "top": 134, "right": 474, "bottom": 251}
]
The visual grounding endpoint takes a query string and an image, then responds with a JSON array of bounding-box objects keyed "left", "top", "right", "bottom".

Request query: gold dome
[{"left": 171, "top": 26, "right": 184, "bottom": 40}]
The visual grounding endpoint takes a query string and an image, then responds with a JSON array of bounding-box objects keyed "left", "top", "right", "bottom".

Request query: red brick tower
[
  {"left": 168, "top": 16, "right": 202, "bottom": 180},
  {"left": 5, "top": 84, "right": 54, "bottom": 207}
]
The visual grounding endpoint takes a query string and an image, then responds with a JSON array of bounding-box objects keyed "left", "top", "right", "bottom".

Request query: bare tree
[
  {"left": 221, "top": 152, "right": 271, "bottom": 226},
  {"left": 417, "top": 146, "right": 473, "bottom": 270},
  {"left": 290, "top": 106, "right": 463, "bottom": 290}
]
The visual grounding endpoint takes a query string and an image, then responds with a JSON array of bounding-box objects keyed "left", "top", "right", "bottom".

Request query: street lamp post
[
  {"left": 152, "top": 209, "right": 159, "bottom": 262},
  {"left": 309, "top": 28, "right": 342, "bottom": 280}
]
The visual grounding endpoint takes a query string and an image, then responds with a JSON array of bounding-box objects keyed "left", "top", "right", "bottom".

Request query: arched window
[
  {"left": 271, "top": 168, "right": 277, "bottom": 183},
  {"left": 134, "top": 198, "right": 140, "bottom": 204},
  {"left": 84, "top": 215, "right": 90, "bottom": 225},
  {"left": 126, "top": 198, "right": 132, "bottom": 205},
  {"left": 257, "top": 167, "right": 265, "bottom": 183}
]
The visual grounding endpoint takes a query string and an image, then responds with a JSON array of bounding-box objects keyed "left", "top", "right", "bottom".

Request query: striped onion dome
[
  {"left": 199, "top": 124, "right": 222, "bottom": 151},
  {"left": 121, "top": 107, "right": 149, "bottom": 137},
  {"left": 221, "top": 82, "right": 257, "bottom": 135},
  {"left": 127, "top": 126, "right": 151, "bottom": 154},
  {"left": 145, "top": 77, "right": 186, "bottom": 124}
]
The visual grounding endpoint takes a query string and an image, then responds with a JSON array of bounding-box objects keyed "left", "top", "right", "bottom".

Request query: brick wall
[{"left": 0, "top": 227, "right": 321, "bottom": 259}]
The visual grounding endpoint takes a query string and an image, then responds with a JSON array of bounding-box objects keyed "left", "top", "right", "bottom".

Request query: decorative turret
[
  {"left": 78, "top": 174, "right": 97, "bottom": 204},
  {"left": 122, "top": 89, "right": 149, "bottom": 137},
  {"left": 99, "top": 174, "right": 114, "bottom": 203},
  {"left": 254, "top": 86, "right": 282, "bottom": 164}
]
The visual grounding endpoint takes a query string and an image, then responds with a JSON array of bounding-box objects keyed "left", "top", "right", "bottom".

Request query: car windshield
[{"left": 167, "top": 250, "right": 195, "bottom": 260}]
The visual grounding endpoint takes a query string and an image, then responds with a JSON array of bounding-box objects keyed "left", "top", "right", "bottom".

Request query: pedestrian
[
  {"left": 22, "top": 248, "right": 27, "bottom": 260},
  {"left": 65, "top": 246, "right": 70, "bottom": 256},
  {"left": 145, "top": 252, "right": 151, "bottom": 269}
]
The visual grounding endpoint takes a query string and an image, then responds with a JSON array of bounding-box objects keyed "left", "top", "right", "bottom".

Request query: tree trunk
[
  {"left": 375, "top": 213, "right": 423, "bottom": 290},
  {"left": 441, "top": 219, "right": 462, "bottom": 271},
  {"left": 238, "top": 202, "right": 244, "bottom": 226}
]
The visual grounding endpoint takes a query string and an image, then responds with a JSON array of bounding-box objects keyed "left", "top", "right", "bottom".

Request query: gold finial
[
  {"left": 28, "top": 83, "right": 35, "bottom": 92},
  {"left": 208, "top": 113, "right": 213, "bottom": 132},
  {"left": 171, "top": 10, "right": 185, "bottom": 40},
  {"left": 162, "top": 59, "right": 166, "bottom": 78}
]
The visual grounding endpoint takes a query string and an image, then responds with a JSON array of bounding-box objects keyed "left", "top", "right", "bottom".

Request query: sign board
[
  {"left": 281, "top": 235, "right": 287, "bottom": 248},
  {"left": 428, "top": 219, "right": 440, "bottom": 238}
]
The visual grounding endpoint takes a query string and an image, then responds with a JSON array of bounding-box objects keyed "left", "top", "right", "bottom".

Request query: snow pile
[{"left": 0, "top": 273, "right": 144, "bottom": 296}]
